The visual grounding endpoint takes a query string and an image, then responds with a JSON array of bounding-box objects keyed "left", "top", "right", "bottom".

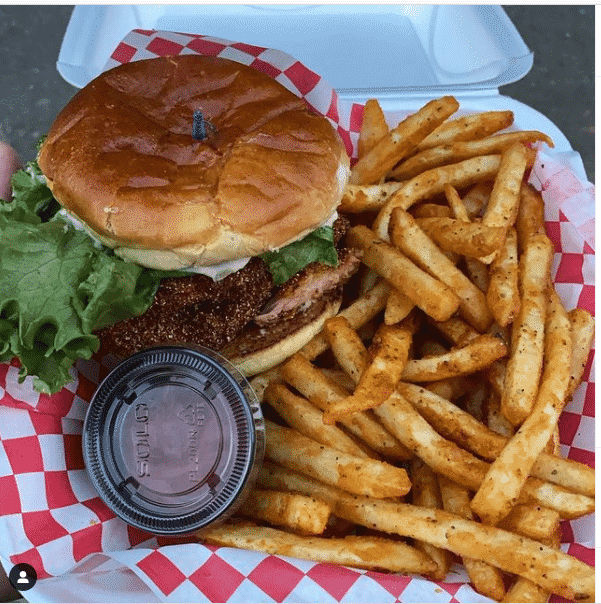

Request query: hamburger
[{"left": 21, "top": 54, "right": 360, "bottom": 388}]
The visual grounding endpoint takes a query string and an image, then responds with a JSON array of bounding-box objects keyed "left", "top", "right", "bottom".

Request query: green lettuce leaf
[
  {"left": 1, "top": 160, "right": 60, "bottom": 224},
  {"left": 0, "top": 163, "right": 162, "bottom": 394},
  {"left": 260, "top": 225, "right": 339, "bottom": 286}
]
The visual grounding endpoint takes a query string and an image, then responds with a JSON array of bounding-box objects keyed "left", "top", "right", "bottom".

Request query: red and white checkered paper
[{"left": 0, "top": 30, "right": 594, "bottom": 603}]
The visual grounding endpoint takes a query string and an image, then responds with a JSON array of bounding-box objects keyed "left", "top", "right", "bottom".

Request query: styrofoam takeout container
[{"left": 1, "top": 5, "right": 594, "bottom": 604}]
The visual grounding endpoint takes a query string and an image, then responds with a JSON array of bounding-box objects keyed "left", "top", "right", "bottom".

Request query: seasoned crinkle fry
[
  {"left": 384, "top": 287, "right": 415, "bottom": 325},
  {"left": 438, "top": 475, "right": 507, "bottom": 602},
  {"left": 471, "top": 289, "right": 573, "bottom": 526},
  {"left": 391, "top": 129, "right": 552, "bottom": 181},
  {"left": 391, "top": 208, "right": 493, "bottom": 331},
  {"left": 264, "top": 420, "right": 411, "bottom": 499},
  {"left": 502, "top": 232, "right": 554, "bottom": 426},
  {"left": 212, "top": 98, "right": 594, "bottom": 603},
  {"left": 339, "top": 182, "right": 405, "bottom": 213},
  {"left": 401, "top": 334, "right": 506, "bottom": 382},
  {"left": 322, "top": 316, "right": 369, "bottom": 386},
  {"left": 280, "top": 353, "right": 412, "bottom": 460},
  {"left": 347, "top": 225, "right": 461, "bottom": 321},
  {"left": 398, "top": 382, "right": 594, "bottom": 497},
  {"left": 334, "top": 499, "right": 594, "bottom": 602},
  {"left": 198, "top": 518, "right": 438, "bottom": 575},
  {"left": 486, "top": 227, "right": 520, "bottom": 326},
  {"left": 349, "top": 95, "right": 459, "bottom": 185},
  {"left": 567, "top": 307, "right": 595, "bottom": 400},
  {"left": 323, "top": 323, "right": 412, "bottom": 424},
  {"left": 415, "top": 216, "right": 506, "bottom": 258},
  {"left": 239, "top": 489, "right": 331, "bottom": 535},
  {"left": 410, "top": 458, "right": 452, "bottom": 581},
  {"left": 358, "top": 98, "right": 389, "bottom": 158},
  {"left": 373, "top": 154, "right": 501, "bottom": 240},
  {"left": 260, "top": 465, "right": 594, "bottom": 601},
  {"left": 414, "top": 110, "right": 515, "bottom": 152},
  {"left": 264, "top": 382, "right": 371, "bottom": 458},
  {"left": 479, "top": 142, "right": 530, "bottom": 263},
  {"left": 516, "top": 183, "right": 546, "bottom": 254},
  {"left": 443, "top": 183, "right": 470, "bottom": 221}
]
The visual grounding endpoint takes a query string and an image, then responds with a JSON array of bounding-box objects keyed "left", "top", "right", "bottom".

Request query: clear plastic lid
[
  {"left": 57, "top": 5, "right": 532, "bottom": 94},
  {"left": 82, "top": 345, "right": 265, "bottom": 536}
]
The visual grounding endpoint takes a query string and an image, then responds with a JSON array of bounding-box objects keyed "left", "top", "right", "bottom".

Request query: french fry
[
  {"left": 375, "top": 386, "right": 593, "bottom": 517},
  {"left": 461, "top": 181, "right": 493, "bottom": 219},
  {"left": 567, "top": 307, "right": 595, "bottom": 400},
  {"left": 516, "top": 183, "right": 546, "bottom": 254},
  {"left": 264, "top": 382, "right": 371, "bottom": 458},
  {"left": 320, "top": 367, "right": 358, "bottom": 393},
  {"left": 198, "top": 519, "right": 438, "bottom": 575},
  {"left": 384, "top": 287, "right": 415, "bottom": 325},
  {"left": 334, "top": 499, "right": 593, "bottom": 602},
  {"left": 339, "top": 182, "right": 404, "bottom": 213},
  {"left": 347, "top": 225, "right": 461, "bottom": 321},
  {"left": 357, "top": 98, "right": 389, "bottom": 158},
  {"left": 497, "top": 504, "right": 561, "bottom": 548},
  {"left": 486, "top": 227, "right": 520, "bottom": 326},
  {"left": 359, "top": 266, "right": 380, "bottom": 295},
  {"left": 398, "top": 381, "right": 595, "bottom": 497},
  {"left": 322, "top": 316, "right": 369, "bottom": 385},
  {"left": 374, "top": 154, "right": 502, "bottom": 240},
  {"left": 485, "top": 388, "right": 515, "bottom": 437},
  {"left": 280, "top": 353, "right": 412, "bottom": 460},
  {"left": 428, "top": 315, "right": 480, "bottom": 347},
  {"left": 258, "top": 465, "right": 594, "bottom": 601},
  {"left": 401, "top": 334, "right": 506, "bottom": 382},
  {"left": 443, "top": 183, "right": 470, "bottom": 221},
  {"left": 192, "top": 99, "right": 593, "bottom": 602},
  {"left": 424, "top": 375, "right": 474, "bottom": 401},
  {"left": 323, "top": 324, "right": 412, "bottom": 424},
  {"left": 410, "top": 458, "right": 452, "bottom": 581},
  {"left": 411, "top": 202, "right": 453, "bottom": 218},
  {"left": 264, "top": 420, "right": 411, "bottom": 498},
  {"left": 390, "top": 208, "right": 493, "bottom": 330},
  {"left": 299, "top": 279, "right": 390, "bottom": 360},
  {"left": 390, "top": 129, "right": 552, "bottom": 181},
  {"left": 503, "top": 578, "right": 553, "bottom": 604},
  {"left": 502, "top": 232, "right": 554, "bottom": 426},
  {"left": 438, "top": 475, "right": 507, "bottom": 602},
  {"left": 471, "top": 289, "right": 573, "bottom": 526},
  {"left": 463, "top": 257, "right": 490, "bottom": 292},
  {"left": 349, "top": 95, "right": 459, "bottom": 185},
  {"left": 501, "top": 508, "right": 562, "bottom": 603},
  {"left": 414, "top": 110, "right": 514, "bottom": 152},
  {"left": 239, "top": 489, "right": 331, "bottom": 534},
  {"left": 487, "top": 359, "right": 507, "bottom": 399},
  {"left": 479, "top": 142, "right": 530, "bottom": 263},
  {"left": 247, "top": 367, "right": 281, "bottom": 402},
  {"left": 415, "top": 216, "right": 506, "bottom": 258}
]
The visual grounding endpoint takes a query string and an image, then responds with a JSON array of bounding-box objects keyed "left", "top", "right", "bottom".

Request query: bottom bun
[{"left": 223, "top": 297, "right": 342, "bottom": 377}]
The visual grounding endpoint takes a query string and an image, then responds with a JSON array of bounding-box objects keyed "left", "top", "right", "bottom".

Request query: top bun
[{"left": 38, "top": 55, "right": 350, "bottom": 270}]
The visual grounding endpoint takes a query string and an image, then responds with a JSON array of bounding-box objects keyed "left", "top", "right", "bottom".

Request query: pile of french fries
[{"left": 196, "top": 96, "right": 595, "bottom": 603}]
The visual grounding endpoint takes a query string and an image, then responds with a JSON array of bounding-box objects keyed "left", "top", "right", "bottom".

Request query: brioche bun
[{"left": 37, "top": 55, "right": 350, "bottom": 270}]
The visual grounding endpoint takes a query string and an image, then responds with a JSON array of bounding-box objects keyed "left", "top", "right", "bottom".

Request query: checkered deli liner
[{"left": 0, "top": 31, "right": 594, "bottom": 603}]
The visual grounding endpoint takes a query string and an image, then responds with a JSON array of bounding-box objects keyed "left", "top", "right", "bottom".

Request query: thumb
[{"left": 0, "top": 140, "right": 22, "bottom": 201}]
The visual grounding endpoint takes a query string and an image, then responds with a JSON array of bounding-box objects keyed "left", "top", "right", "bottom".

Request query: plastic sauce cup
[{"left": 82, "top": 345, "right": 265, "bottom": 535}]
